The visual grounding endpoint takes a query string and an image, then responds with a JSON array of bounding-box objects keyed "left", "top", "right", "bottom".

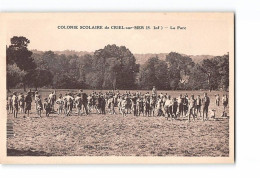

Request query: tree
[
  {"left": 7, "top": 64, "right": 26, "bottom": 91},
  {"left": 166, "top": 52, "right": 194, "bottom": 90},
  {"left": 199, "top": 55, "right": 229, "bottom": 91},
  {"left": 138, "top": 56, "right": 169, "bottom": 90},
  {"left": 28, "top": 69, "right": 53, "bottom": 90},
  {"left": 6, "top": 36, "right": 36, "bottom": 91},
  {"left": 186, "top": 64, "right": 208, "bottom": 90},
  {"left": 217, "top": 54, "right": 229, "bottom": 91},
  {"left": 92, "top": 44, "right": 139, "bottom": 89}
]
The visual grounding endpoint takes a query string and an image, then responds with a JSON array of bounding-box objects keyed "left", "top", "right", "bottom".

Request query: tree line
[{"left": 7, "top": 36, "right": 229, "bottom": 91}]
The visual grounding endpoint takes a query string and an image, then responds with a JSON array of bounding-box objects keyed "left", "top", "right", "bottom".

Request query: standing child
[
  {"left": 48, "top": 91, "right": 56, "bottom": 112},
  {"left": 101, "top": 95, "right": 106, "bottom": 114},
  {"left": 12, "top": 92, "right": 18, "bottom": 118},
  {"left": 183, "top": 94, "right": 189, "bottom": 116},
  {"left": 188, "top": 95, "right": 196, "bottom": 122},
  {"left": 172, "top": 98, "right": 178, "bottom": 119},
  {"left": 177, "top": 94, "right": 183, "bottom": 117},
  {"left": 35, "top": 95, "right": 43, "bottom": 117},
  {"left": 195, "top": 95, "right": 202, "bottom": 117},
  {"left": 44, "top": 98, "right": 51, "bottom": 117},
  {"left": 202, "top": 93, "right": 210, "bottom": 121},
  {"left": 24, "top": 92, "right": 32, "bottom": 117},
  {"left": 164, "top": 95, "right": 173, "bottom": 120},
  {"left": 215, "top": 94, "right": 220, "bottom": 106},
  {"left": 18, "top": 93, "right": 25, "bottom": 114},
  {"left": 7, "top": 94, "right": 13, "bottom": 114},
  {"left": 87, "top": 94, "right": 92, "bottom": 113},
  {"left": 81, "top": 93, "right": 88, "bottom": 115},
  {"left": 66, "top": 93, "right": 74, "bottom": 116},
  {"left": 156, "top": 96, "right": 163, "bottom": 117},
  {"left": 74, "top": 93, "right": 82, "bottom": 116},
  {"left": 56, "top": 94, "right": 64, "bottom": 115},
  {"left": 222, "top": 94, "right": 228, "bottom": 117},
  {"left": 121, "top": 97, "right": 127, "bottom": 117}
]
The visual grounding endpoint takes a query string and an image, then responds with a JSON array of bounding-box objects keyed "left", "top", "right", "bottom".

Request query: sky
[{"left": 3, "top": 13, "right": 233, "bottom": 56}]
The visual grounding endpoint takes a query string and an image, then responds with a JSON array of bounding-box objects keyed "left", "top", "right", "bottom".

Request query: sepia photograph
[{"left": 0, "top": 12, "right": 234, "bottom": 164}]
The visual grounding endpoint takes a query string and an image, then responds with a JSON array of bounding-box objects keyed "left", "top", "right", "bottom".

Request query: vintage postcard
[{"left": 0, "top": 12, "right": 234, "bottom": 164}]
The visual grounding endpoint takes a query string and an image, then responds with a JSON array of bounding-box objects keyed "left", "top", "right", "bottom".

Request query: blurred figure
[
  {"left": 44, "top": 98, "right": 51, "bottom": 117},
  {"left": 74, "top": 93, "right": 82, "bottom": 116},
  {"left": 56, "top": 94, "right": 64, "bottom": 115},
  {"left": 24, "top": 92, "right": 32, "bottom": 117},
  {"left": 222, "top": 94, "right": 229, "bottom": 117},
  {"left": 12, "top": 92, "right": 18, "bottom": 118},
  {"left": 195, "top": 95, "right": 202, "bottom": 117},
  {"left": 215, "top": 94, "right": 220, "bottom": 106},
  {"left": 35, "top": 95, "right": 43, "bottom": 117},
  {"left": 188, "top": 95, "right": 196, "bottom": 122},
  {"left": 202, "top": 92, "right": 210, "bottom": 121}
]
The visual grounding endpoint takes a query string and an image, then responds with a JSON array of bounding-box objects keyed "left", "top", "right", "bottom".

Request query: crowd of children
[{"left": 7, "top": 87, "right": 229, "bottom": 122}]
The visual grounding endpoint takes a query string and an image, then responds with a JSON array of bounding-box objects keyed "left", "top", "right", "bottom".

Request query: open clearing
[{"left": 7, "top": 89, "right": 229, "bottom": 156}]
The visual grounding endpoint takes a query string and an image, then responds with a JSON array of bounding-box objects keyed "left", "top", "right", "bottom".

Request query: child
[
  {"left": 81, "top": 93, "right": 88, "bottom": 115},
  {"left": 35, "top": 95, "right": 43, "bottom": 117},
  {"left": 24, "top": 92, "right": 32, "bottom": 117},
  {"left": 44, "top": 98, "right": 51, "bottom": 117},
  {"left": 7, "top": 95, "right": 13, "bottom": 114},
  {"left": 188, "top": 95, "right": 196, "bottom": 122},
  {"left": 164, "top": 95, "right": 173, "bottom": 120},
  {"left": 18, "top": 93, "right": 25, "bottom": 114},
  {"left": 143, "top": 98, "right": 150, "bottom": 117},
  {"left": 210, "top": 109, "right": 216, "bottom": 120},
  {"left": 215, "top": 94, "right": 220, "bottom": 106},
  {"left": 177, "top": 94, "right": 183, "bottom": 117},
  {"left": 222, "top": 94, "right": 228, "bottom": 111},
  {"left": 74, "top": 93, "right": 82, "bottom": 116},
  {"left": 101, "top": 95, "right": 106, "bottom": 114},
  {"left": 156, "top": 96, "right": 163, "bottom": 117},
  {"left": 63, "top": 93, "right": 68, "bottom": 115},
  {"left": 48, "top": 91, "right": 56, "bottom": 112},
  {"left": 202, "top": 93, "right": 210, "bottom": 121},
  {"left": 172, "top": 98, "right": 178, "bottom": 119},
  {"left": 66, "top": 93, "right": 74, "bottom": 116},
  {"left": 222, "top": 94, "right": 228, "bottom": 117},
  {"left": 12, "top": 92, "right": 18, "bottom": 118},
  {"left": 121, "top": 97, "right": 127, "bottom": 117},
  {"left": 195, "top": 95, "right": 202, "bottom": 117},
  {"left": 87, "top": 94, "right": 92, "bottom": 113},
  {"left": 131, "top": 94, "right": 138, "bottom": 116},
  {"left": 149, "top": 95, "right": 156, "bottom": 117},
  {"left": 56, "top": 94, "right": 64, "bottom": 115},
  {"left": 183, "top": 94, "right": 189, "bottom": 116}
]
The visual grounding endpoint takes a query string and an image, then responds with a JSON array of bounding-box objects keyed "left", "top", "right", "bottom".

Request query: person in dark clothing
[
  {"left": 44, "top": 98, "right": 51, "bottom": 117},
  {"left": 202, "top": 93, "right": 210, "bottom": 121},
  {"left": 24, "top": 92, "right": 32, "bottom": 117}
]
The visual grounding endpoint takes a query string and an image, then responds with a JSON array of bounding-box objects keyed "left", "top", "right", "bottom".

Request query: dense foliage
[{"left": 7, "top": 36, "right": 229, "bottom": 91}]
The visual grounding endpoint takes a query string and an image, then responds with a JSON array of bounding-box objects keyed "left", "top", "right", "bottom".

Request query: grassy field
[{"left": 7, "top": 89, "right": 229, "bottom": 156}]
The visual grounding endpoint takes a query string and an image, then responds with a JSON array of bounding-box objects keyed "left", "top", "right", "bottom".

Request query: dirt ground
[{"left": 6, "top": 89, "right": 229, "bottom": 156}]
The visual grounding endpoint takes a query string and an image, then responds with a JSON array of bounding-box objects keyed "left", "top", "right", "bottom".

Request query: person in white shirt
[
  {"left": 56, "top": 94, "right": 64, "bottom": 115},
  {"left": 74, "top": 93, "right": 82, "bottom": 116},
  {"left": 164, "top": 95, "right": 173, "bottom": 120},
  {"left": 12, "top": 92, "right": 18, "bottom": 118},
  {"left": 65, "top": 93, "right": 74, "bottom": 116}
]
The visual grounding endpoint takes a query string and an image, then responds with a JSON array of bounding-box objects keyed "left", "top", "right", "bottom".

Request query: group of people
[{"left": 7, "top": 87, "right": 229, "bottom": 122}]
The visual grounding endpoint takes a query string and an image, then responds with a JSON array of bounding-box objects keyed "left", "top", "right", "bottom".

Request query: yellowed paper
[{"left": 0, "top": 12, "right": 234, "bottom": 164}]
